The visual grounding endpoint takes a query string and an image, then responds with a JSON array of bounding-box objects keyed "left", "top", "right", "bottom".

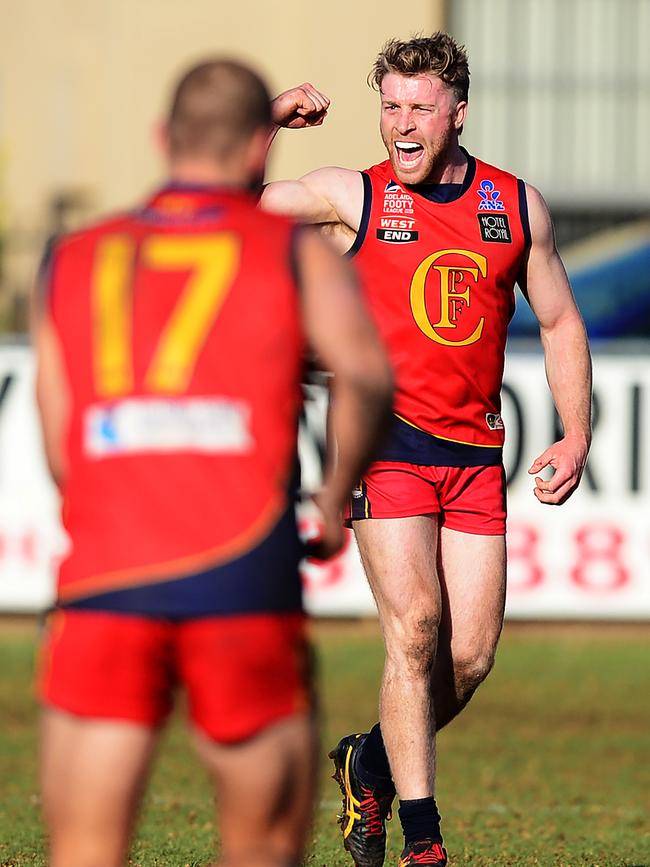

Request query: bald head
[{"left": 167, "top": 59, "right": 272, "bottom": 161}]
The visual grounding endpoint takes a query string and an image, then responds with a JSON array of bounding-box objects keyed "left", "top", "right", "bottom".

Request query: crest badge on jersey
[
  {"left": 477, "top": 179, "right": 505, "bottom": 211},
  {"left": 485, "top": 412, "right": 504, "bottom": 431},
  {"left": 384, "top": 180, "right": 402, "bottom": 193}
]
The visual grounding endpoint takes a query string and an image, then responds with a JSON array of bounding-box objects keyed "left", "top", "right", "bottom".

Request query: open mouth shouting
[{"left": 394, "top": 140, "right": 425, "bottom": 170}]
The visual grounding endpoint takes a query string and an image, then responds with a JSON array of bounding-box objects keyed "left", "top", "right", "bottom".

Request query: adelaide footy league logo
[{"left": 383, "top": 179, "right": 414, "bottom": 215}]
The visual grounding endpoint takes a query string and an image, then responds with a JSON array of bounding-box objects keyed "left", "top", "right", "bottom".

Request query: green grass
[{"left": 1, "top": 619, "right": 649, "bottom": 866}]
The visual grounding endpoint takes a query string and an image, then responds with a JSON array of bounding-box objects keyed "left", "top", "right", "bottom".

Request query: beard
[{"left": 382, "top": 126, "right": 456, "bottom": 185}]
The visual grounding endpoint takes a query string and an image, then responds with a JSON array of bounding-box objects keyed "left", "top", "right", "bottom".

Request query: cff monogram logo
[{"left": 409, "top": 249, "right": 487, "bottom": 347}]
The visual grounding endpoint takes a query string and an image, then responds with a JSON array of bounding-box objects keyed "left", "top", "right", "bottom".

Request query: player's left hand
[
  {"left": 304, "top": 490, "right": 344, "bottom": 560},
  {"left": 527, "top": 434, "right": 590, "bottom": 505},
  {"left": 271, "top": 83, "right": 330, "bottom": 129}
]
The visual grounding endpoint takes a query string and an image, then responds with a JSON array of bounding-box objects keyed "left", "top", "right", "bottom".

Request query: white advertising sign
[
  {"left": 500, "top": 354, "right": 650, "bottom": 619},
  {"left": 0, "top": 345, "right": 65, "bottom": 612},
  {"left": 300, "top": 355, "right": 650, "bottom": 619},
  {"left": 0, "top": 345, "right": 648, "bottom": 618}
]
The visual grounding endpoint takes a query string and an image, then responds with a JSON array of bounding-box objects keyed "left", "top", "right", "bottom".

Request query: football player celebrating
[{"left": 263, "top": 32, "right": 591, "bottom": 867}]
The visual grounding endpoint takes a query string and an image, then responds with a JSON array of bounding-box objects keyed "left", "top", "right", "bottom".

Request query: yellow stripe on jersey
[{"left": 394, "top": 413, "right": 503, "bottom": 448}]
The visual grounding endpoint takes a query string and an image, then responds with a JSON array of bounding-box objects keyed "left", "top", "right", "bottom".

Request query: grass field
[{"left": 1, "top": 618, "right": 649, "bottom": 866}]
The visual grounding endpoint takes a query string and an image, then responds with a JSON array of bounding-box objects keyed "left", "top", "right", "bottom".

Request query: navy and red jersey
[
  {"left": 41, "top": 185, "right": 306, "bottom": 616},
  {"left": 350, "top": 150, "right": 530, "bottom": 466}
]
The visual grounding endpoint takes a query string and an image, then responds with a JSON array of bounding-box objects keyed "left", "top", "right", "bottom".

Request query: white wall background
[
  {"left": 449, "top": 0, "right": 650, "bottom": 206},
  {"left": 1, "top": 345, "right": 648, "bottom": 618}
]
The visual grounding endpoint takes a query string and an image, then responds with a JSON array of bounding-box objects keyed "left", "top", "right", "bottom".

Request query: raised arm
[
  {"left": 521, "top": 184, "right": 592, "bottom": 505},
  {"left": 262, "top": 166, "right": 363, "bottom": 234},
  {"left": 296, "top": 228, "right": 393, "bottom": 557},
  {"left": 261, "top": 84, "right": 364, "bottom": 245}
]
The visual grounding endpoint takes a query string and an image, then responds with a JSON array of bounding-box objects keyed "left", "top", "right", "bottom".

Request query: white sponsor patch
[{"left": 85, "top": 397, "right": 254, "bottom": 457}]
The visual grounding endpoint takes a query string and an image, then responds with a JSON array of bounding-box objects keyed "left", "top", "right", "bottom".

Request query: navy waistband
[
  {"left": 61, "top": 504, "right": 304, "bottom": 619},
  {"left": 377, "top": 415, "right": 503, "bottom": 467}
]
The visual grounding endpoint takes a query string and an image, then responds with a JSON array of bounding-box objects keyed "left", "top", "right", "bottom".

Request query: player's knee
[
  {"left": 387, "top": 609, "right": 440, "bottom": 677},
  {"left": 454, "top": 647, "right": 496, "bottom": 699},
  {"left": 454, "top": 648, "right": 494, "bottom": 701}
]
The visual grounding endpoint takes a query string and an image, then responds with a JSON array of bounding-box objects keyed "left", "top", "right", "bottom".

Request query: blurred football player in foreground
[{"left": 34, "top": 58, "right": 392, "bottom": 867}]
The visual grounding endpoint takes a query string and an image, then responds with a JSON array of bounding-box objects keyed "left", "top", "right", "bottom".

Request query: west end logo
[
  {"left": 409, "top": 249, "right": 487, "bottom": 347},
  {"left": 377, "top": 217, "right": 418, "bottom": 243},
  {"left": 477, "top": 180, "right": 505, "bottom": 211}
]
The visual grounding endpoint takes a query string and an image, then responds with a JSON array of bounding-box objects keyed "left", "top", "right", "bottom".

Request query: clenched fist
[{"left": 271, "top": 83, "right": 330, "bottom": 129}]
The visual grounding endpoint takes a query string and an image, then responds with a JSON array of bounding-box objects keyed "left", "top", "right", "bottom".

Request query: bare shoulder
[
  {"left": 261, "top": 165, "right": 362, "bottom": 235},
  {"left": 524, "top": 182, "right": 555, "bottom": 246},
  {"left": 262, "top": 167, "right": 364, "bottom": 253},
  {"left": 298, "top": 166, "right": 364, "bottom": 231}
]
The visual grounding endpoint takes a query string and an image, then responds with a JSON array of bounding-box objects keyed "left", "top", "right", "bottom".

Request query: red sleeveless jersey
[
  {"left": 44, "top": 186, "right": 305, "bottom": 605},
  {"left": 351, "top": 153, "right": 529, "bottom": 450}
]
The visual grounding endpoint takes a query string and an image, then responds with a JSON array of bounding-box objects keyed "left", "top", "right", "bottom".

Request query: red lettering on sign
[
  {"left": 506, "top": 523, "right": 544, "bottom": 590},
  {"left": 570, "top": 524, "right": 629, "bottom": 592},
  {"left": 21, "top": 532, "right": 36, "bottom": 563}
]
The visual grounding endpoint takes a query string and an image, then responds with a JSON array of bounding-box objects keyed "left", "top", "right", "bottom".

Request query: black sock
[
  {"left": 356, "top": 723, "right": 392, "bottom": 782},
  {"left": 398, "top": 797, "right": 442, "bottom": 845}
]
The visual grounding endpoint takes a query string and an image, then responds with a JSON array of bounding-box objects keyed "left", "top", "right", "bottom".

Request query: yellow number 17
[{"left": 92, "top": 233, "right": 240, "bottom": 396}]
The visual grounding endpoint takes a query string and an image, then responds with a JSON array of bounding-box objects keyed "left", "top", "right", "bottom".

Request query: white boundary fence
[{"left": 1, "top": 344, "right": 648, "bottom": 618}]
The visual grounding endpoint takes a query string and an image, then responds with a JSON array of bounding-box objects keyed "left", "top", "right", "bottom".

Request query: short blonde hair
[{"left": 369, "top": 32, "right": 470, "bottom": 104}]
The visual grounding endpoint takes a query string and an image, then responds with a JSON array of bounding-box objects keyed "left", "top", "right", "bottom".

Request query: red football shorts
[
  {"left": 346, "top": 461, "right": 507, "bottom": 535},
  {"left": 38, "top": 610, "right": 313, "bottom": 743}
]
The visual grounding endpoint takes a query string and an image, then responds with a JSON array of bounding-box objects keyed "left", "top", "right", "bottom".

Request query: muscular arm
[
  {"left": 32, "top": 300, "right": 70, "bottom": 488},
  {"left": 520, "top": 184, "right": 592, "bottom": 505},
  {"left": 296, "top": 228, "right": 393, "bottom": 555},
  {"left": 261, "top": 82, "right": 364, "bottom": 250},
  {"left": 261, "top": 167, "right": 364, "bottom": 251}
]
